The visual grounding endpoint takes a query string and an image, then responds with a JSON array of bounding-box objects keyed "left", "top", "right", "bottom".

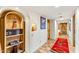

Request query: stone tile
[
  {"left": 35, "top": 39, "right": 54, "bottom": 53},
  {"left": 35, "top": 39, "right": 75, "bottom": 53}
]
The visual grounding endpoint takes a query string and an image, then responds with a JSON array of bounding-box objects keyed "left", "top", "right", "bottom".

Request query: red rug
[{"left": 51, "top": 38, "right": 69, "bottom": 53}]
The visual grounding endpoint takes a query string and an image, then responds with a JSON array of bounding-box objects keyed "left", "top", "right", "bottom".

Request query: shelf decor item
[
  {"left": 12, "top": 20, "right": 17, "bottom": 29},
  {"left": 8, "top": 39, "right": 19, "bottom": 46},
  {"left": 11, "top": 46, "right": 18, "bottom": 53},
  {"left": 6, "top": 29, "right": 23, "bottom": 36},
  {"left": 40, "top": 16, "right": 46, "bottom": 29}
]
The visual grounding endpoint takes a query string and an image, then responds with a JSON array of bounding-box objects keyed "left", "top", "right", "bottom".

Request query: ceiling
[
  {"left": 23, "top": 6, "right": 77, "bottom": 19},
  {"left": 0, "top": 6, "right": 77, "bottom": 19}
]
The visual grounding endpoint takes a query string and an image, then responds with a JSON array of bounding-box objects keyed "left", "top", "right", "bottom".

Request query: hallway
[{"left": 0, "top": 6, "right": 78, "bottom": 53}]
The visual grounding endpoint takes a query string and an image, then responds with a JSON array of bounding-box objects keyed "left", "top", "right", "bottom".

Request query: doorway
[
  {"left": 47, "top": 20, "right": 51, "bottom": 40},
  {"left": 58, "top": 23, "right": 67, "bottom": 36},
  {"left": 47, "top": 19, "right": 53, "bottom": 40},
  {"left": 73, "top": 14, "right": 75, "bottom": 47}
]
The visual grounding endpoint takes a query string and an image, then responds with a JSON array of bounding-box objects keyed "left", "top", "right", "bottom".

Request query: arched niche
[
  {"left": 1, "top": 10, "right": 24, "bottom": 29},
  {"left": 0, "top": 9, "right": 25, "bottom": 53}
]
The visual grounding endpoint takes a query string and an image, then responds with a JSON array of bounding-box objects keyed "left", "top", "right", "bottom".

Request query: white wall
[
  {"left": 28, "top": 11, "right": 47, "bottom": 53},
  {"left": 67, "top": 17, "right": 74, "bottom": 53},
  {"left": 50, "top": 20, "right": 55, "bottom": 40},
  {"left": 68, "top": 18, "right": 73, "bottom": 46},
  {"left": 54, "top": 20, "right": 58, "bottom": 39},
  {"left": 75, "top": 8, "right": 79, "bottom": 52}
]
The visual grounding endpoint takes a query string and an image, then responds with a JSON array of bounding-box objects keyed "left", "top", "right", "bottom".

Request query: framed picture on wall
[
  {"left": 31, "top": 23, "right": 37, "bottom": 32},
  {"left": 40, "top": 16, "right": 46, "bottom": 29}
]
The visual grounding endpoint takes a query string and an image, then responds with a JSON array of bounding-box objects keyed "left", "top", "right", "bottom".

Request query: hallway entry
[
  {"left": 58, "top": 23, "right": 67, "bottom": 36},
  {"left": 50, "top": 20, "right": 70, "bottom": 53},
  {"left": 47, "top": 19, "right": 53, "bottom": 40}
]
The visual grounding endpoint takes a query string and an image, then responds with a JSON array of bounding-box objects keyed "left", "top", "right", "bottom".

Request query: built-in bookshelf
[{"left": 0, "top": 10, "right": 25, "bottom": 53}]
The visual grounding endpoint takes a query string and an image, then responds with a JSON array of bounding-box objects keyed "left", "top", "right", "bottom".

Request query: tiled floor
[
  {"left": 35, "top": 39, "right": 55, "bottom": 53},
  {"left": 35, "top": 38, "right": 75, "bottom": 53}
]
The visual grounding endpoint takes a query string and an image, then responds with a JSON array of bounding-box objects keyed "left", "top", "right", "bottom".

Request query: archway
[{"left": 0, "top": 9, "right": 25, "bottom": 53}]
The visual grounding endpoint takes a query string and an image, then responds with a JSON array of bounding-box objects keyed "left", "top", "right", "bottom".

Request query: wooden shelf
[
  {"left": 6, "top": 34, "right": 23, "bottom": 38},
  {"left": 6, "top": 28, "right": 23, "bottom": 30},
  {"left": 6, "top": 41, "right": 23, "bottom": 49},
  {"left": 7, "top": 50, "right": 24, "bottom": 53},
  {"left": 0, "top": 10, "right": 25, "bottom": 53},
  {"left": 18, "top": 50, "right": 24, "bottom": 53}
]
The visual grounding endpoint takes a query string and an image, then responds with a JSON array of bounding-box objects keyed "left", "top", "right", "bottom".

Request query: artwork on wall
[
  {"left": 32, "top": 23, "right": 37, "bottom": 32},
  {"left": 40, "top": 16, "right": 46, "bottom": 29}
]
